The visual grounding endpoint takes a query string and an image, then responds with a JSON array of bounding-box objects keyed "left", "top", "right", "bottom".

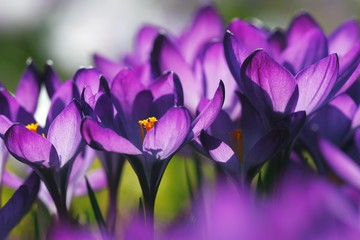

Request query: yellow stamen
[
  {"left": 228, "top": 129, "right": 244, "bottom": 164},
  {"left": 26, "top": 123, "right": 46, "bottom": 138},
  {"left": 26, "top": 123, "right": 39, "bottom": 133},
  {"left": 138, "top": 117, "right": 158, "bottom": 141}
]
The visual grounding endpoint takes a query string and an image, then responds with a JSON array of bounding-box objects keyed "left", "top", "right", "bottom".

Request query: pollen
[
  {"left": 25, "top": 123, "right": 46, "bottom": 138},
  {"left": 26, "top": 123, "right": 39, "bottom": 133},
  {"left": 138, "top": 117, "right": 158, "bottom": 142},
  {"left": 139, "top": 117, "right": 158, "bottom": 132}
]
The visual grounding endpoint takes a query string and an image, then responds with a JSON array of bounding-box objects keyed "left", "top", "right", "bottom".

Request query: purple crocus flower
[
  {"left": 4, "top": 100, "right": 83, "bottom": 221},
  {"left": 240, "top": 49, "right": 338, "bottom": 124},
  {"left": 81, "top": 68, "right": 224, "bottom": 229},
  {"left": 225, "top": 12, "right": 360, "bottom": 94}
]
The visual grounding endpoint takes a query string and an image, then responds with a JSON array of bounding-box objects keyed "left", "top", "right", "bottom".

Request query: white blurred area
[
  {"left": 44, "top": 0, "right": 201, "bottom": 74},
  {"left": 0, "top": 0, "right": 55, "bottom": 32}
]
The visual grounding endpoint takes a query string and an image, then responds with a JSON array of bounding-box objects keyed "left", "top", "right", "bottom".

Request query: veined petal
[
  {"left": 190, "top": 81, "right": 225, "bottom": 140},
  {"left": 143, "top": 107, "right": 191, "bottom": 160},
  {"left": 318, "top": 137, "right": 360, "bottom": 190},
  {"left": 295, "top": 54, "right": 339, "bottom": 114},
  {"left": 15, "top": 60, "right": 41, "bottom": 114},
  {"left": 179, "top": 4, "right": 224, "bottom": 64},
  {"left": 4, "top": 124, "right": 59, "bottom": 168},
  {"left": 81, "top": 118, "right": 141, "bottom": 155},
  {"left": 47, "top": 100, "right": 83, "bottom": 166},
  {"left": 241, "top": 50, "right": 297, "bottom": 115}
]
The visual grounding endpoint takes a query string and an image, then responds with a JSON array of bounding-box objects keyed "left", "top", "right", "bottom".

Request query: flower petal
[
  {"left": 295, "top": 54, "right": 339, "bottom": 114},
  {"left": 43, "top": 62, "right": 62, "bottom": 98},
  {"left": 73, "top": 68, "right": 102, "bottom": 94},
  {"left": 328, "top": 19, "right": 360, "bottom": 57},
  {"left": 179, "top": 4, "right": 224, "bottom": 64},
  {"left": 143, "top": 107, "right": 191, "bottom": 159},
  {"left": 241, "top": 50, "right": 297, "bottom": 116},
  {"left": 93, "top": 53, "right": 123, "bottom": 82},
  {"left": 199, "top": 131, "right": 240, "bottom": 175},
  {"left": 81, "top": 117, "right": 141, "bottom": 155},
  {"left": 15, "top": 60, "right": 42, "bottom": 113},
  {"left": 318, "top": 137, "right": 360, "bottom": 190},
  {"left": 47, "top": 100, "right": 83, "bottom": 166},
  {"left": 190, "top": 81, "right": 225, "bottom": 140},
  {"left": 4, "top": 124, "right": 59, "bottom": 168}
]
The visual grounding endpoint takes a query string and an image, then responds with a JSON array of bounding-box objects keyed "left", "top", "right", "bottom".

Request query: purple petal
[
  {"left": 143, "top": 107, "right": 191, "bottom": 159},
  {"left": 111, "top": 68, "right": 145, "bottom": 115},
  {"left": 245, "top": 123, "right": 289, "bottom": 171},
  {"left": 281, "top": 29, "right": 328, "bottom": 73},
  {"left": 351, "top": 105, "right": 360, "bottom": 130},
  {"left": 0, "top": 172, "right": 40, "bottom": 239},
  {"left": 179, "top": 4, "right": 224, "bottom": 64},
  {"left": 190, "top": 81, "right": 225, "bottom": 140},
  {"left": 43, "top": 62, "right": 62, "bottom": 98},
  {"left": 81, "top": 118, "right": 141, "bottom": 155},
  {"left": 73, "top": 68, "right": 102, "bottom": 94},
  {"left": 47, "top": 101, "right": 83, "bottom": 166},
  {"left": 241, "top": 50, "right": 297, "bottom": 115},
  {"left": 45, "top": 80, "right": 79, "bottom": 129},
  {"left": 334, "top": 43, "right": 360, "bottom": 95},
  {"left": 295, "top": 54, "right": 339, "bottom": 114},
  {"left": 0, "top": 89, "right": 36, "bottom": 124},
  {"left": 151, "top": 34, "right": 201, "bottom": 112},
  {"left": 4, "top": 124, "right": 59, "bottom": 168},
  {"left": 15, "top": 60, "right": 41, "bottom": 113},
  {"left": 267, "top": 30, "right": 286, "bottom": 60},
  {"left": 318, "top": 137, "right": 360, "bottom": 190},
  {"left": 227, "top": 19, "right": 269, "bottom": 63},
  {"left": 224, "top": 31, "right": 242, "bottom": 84},
  {"left": 202, "top": 42, "right": 238, "bottom": 111},
  {"left": 199, "top": 131, "right": 240, "bottom": 175},
  {"left": 2, "top": 170, "right": 23, "bottom": 189},
  {"left": 0, "top": 115, "right": 13, "bottom": 136},
  {"left": 328, "top": 19, "right": 360, "bottom": 57},
  {"left": 73, "top": 168, "right": 106, "bottom": 196},
  {"left": 131, "top": 25, "right": 160, "bottom": 65},
  {"left": 93, "top": 54, "right": 123, "bottom": 82},
  {"left": 286, "top": 12, "right": 322, "bottom": 44}
]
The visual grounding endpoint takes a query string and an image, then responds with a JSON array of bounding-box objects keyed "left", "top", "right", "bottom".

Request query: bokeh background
[
  {"left": 1, "top": 0, "right": 359, "bottom": 91},
  {"left": 0, "top": 0, "right": 359, "bottom": 238}
]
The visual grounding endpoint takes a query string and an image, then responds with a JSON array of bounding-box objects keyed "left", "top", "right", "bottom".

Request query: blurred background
[{"left": 0, "top": 0, "right": 359, "bottom": 91}]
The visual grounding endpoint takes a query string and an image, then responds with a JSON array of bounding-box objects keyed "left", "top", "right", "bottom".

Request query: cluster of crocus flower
[{"left": 0, "top": 4, "right": 359, "bottom": 239}]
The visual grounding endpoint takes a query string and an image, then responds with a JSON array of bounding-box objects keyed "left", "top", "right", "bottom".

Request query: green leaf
[{"left": 85, "top": 176, "right": 106, "bottom": 232}]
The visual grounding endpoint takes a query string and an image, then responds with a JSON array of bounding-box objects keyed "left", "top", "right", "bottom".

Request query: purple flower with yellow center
[
  {"left": 4, "top": 100, "right": 83, "bottom": 221},
  {"left": 81, "top": 68, "right": 224, "bottom": 228}
]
